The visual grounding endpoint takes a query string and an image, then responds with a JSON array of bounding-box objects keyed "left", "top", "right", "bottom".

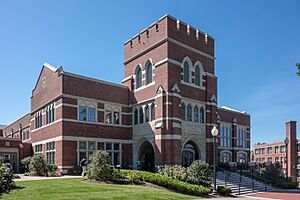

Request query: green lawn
[{"left": 0, "top": 179, "right": 197, "bottom": 200}]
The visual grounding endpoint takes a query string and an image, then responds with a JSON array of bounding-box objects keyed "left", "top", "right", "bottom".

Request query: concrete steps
[{"left": 214, "top": 170, "right": 275, "bottom": 196}]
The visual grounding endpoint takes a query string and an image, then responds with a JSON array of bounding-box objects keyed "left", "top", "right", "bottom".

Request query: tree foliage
[
  {"left": 86, "top": 150, "right": 114, "bottom": 181},
  {"left": 28, "top": 155, "right": 46, "bottom": 176},
  {"left": 0, "top": 157, "right": 15, "bottom": 193},
  {"left": 259, "top": 163, "right": 298, "bottom": 189}
]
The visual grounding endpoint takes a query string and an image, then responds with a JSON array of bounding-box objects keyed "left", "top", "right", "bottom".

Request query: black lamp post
[
  {"left": 211, "top": 125, "right": 219, "bottom": 193},
  {"left": 284, "top": 137, "right": 289, "bottom": 178}
]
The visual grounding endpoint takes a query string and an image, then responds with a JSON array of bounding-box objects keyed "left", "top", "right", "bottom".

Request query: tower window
[
  {"left": 187, "top": 104, "right": 192, "bottom": 121},
  {"left": 145, "top": 105, "right": 150, "bottom": 122},
  {"left": 199, "top": 107, "right": 204, "bottom": 123},
  {"left": 195, "top": 65, "right": 201, "bottom": 86},
  {"left": 181, "top": 103, "right": 186, "bottom": 120},
  {"left": 183, "top": 61, "right": 190, "bottom": 83},
  {"left": 194, "top": 106, "right": 199, "bottom": 122},
  {"left": 145, "top": 61, "right": 153, "bottom": 84},
  {"left": 134, "top": 108, "right": 138, "bottom": 125},
  {"left": 135, "top": 66, "right": 142, "bottom": 89},
  {"left": 139, "top": 107, "right": 144, "bottom": 124}
]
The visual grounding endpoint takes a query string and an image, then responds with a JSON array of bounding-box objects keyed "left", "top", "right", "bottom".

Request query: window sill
[{"left": 181, "top": 80, "right": 205, "bottom": 90}]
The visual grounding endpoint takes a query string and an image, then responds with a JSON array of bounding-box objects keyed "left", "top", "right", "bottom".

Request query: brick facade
[
  {"left": 252, "top": 121, "right": 300, "bottom": 184},
  {"left": 1, "top": 14, "right": 250, "bottom": 174}
]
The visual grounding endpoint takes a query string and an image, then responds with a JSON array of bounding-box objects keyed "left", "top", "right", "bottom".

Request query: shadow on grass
[{"left": 0, "top": 185, "right": 26, "bottom": 198}]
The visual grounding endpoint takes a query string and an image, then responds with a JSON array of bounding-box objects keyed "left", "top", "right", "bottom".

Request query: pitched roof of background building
[
  {"left": 0, "top": 125, "right": 6, "bottom": 129},
  {"left": 220, "top": 106, "right": 247, "bottom": 114}
]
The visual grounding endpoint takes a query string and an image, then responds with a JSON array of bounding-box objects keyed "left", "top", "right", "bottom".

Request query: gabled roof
[{"left": 32, "top": 63, "right": 58, "bottom": 92}]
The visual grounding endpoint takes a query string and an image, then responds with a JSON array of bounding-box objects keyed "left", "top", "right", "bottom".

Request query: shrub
[
  {"left": 21, "top": 156, "right": 32, "bottom": 173},
  {"left": 47, "top": 164, "right": 58, "bottom": 177},
  {"left": 0, "top": 157, "right": 15, "bottom": 193},
  {"left": 126, "top": 170, "right": 141, "bottom": 184},
  {"left": 86, "top": 150, "right": 114, "bottom": 181},
  {"left": 28, "top": 155, "right": 46, "bottom": 176},
  {"left": 13, "top": 174, "right": 21, "bottom": 179},
  {"left": 158, "top": 165, "right": 188, "bottom": 182},
  {"left": 217, "top": 186, "right": 231, "bottom": 196},
  {"left": 72, "top": 166, "right": 82, "bottom": 175},
  {"left": 120, "top": 170, "right": 211, "bottom": 196},
  {"left": 259, "top": 163, "right": 298, "bottom": 189},
  {"left": 186, "top": 160, "right": 212, "bottom": 185},
  {"left": 275, "top": 178, "right": 298, "bottom": 189}
]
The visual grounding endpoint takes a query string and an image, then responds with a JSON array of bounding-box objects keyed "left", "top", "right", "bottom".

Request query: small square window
[
  {"left": 114, "top": 143, "right": 120, "bottom": 151},
  {"left": 79, "top": 141, "right": 87, "bottom": 150},
  {"left": 106, "top": 143, "right": 112, "bottom": 150},
  {"left": 88, "top": 142, "right": 96, "bottom": 150}
]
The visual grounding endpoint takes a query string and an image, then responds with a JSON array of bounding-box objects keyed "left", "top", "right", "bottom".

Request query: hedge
[
  {"left": 217, "top": 186, "right": 231, "bottom": 196},
  {"left": 120, "top": 170, "right": 211, "bottom": 196}
]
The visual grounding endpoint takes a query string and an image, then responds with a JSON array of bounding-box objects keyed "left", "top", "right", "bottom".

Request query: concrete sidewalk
[{"left": 15, "top": 174, "right": 82, "bottom": 182}]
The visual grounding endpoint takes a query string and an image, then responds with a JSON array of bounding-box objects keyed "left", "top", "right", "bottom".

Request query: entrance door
[
  {"left": 1, "top": 153, "right": 18, "bottom": 172},
  {"left": 138, "top": 141, "right": 155, "bottom": 172},
  {"left": 182, "top": 142, "right": 199, "bottom": 167}
]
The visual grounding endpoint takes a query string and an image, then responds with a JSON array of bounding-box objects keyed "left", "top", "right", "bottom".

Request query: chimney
[{"left": 286, "top": 121, "right": 297, "bottom": 179}]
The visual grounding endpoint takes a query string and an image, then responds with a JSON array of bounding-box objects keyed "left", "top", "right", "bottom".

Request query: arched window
[
  {"left": 187, "top": 104, "right": 192, "bottom": 121},
  {"left": 221, "top": 152, "right": 231, "bottom": 163},
  {"left": 181, "top": 103, "right": 186, "bottom": 120},
  {"left": 183, "top": 61, "right": 190, "bottom": 83},
  {"left": 145, "top": 61, "right": 152, "bottom": 84},
  {"left": 139, "top": 107, "right": 144, "bottom": 124},
  {"left": 195, "top": 65, "right": 201, "bottom": 86},
  {"left": 194, "top": 106, "right": 199, "bottom": 122},
  {"left": 150, "top": 103, "right": 155, "bottom": 121},
  {"left": 134, "top": 108, "right": 138, "bottom": 125},
  {"left": 145, "top": 105, "right": 150, "bottom": 122},
  {"left": 237, "top": 153, "right": 247, "bottom": 164},
  {"left": 135, "top": 66, "right": 142, "bottom": 89},
  {"left": 199, "top": 107, "right": 204, "bottom": 123}
]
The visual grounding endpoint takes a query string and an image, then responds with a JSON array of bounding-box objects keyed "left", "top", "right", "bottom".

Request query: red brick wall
[
  {"left": 63, "top": 74, "right": 129, "bottom": 105},
  {"left": 62, "top": 121, "right": 131, "bottom": 140},
  {"left": 31, "top": 66, "right": 63, "bottom": 112},
  {"left": 3, "top": 114, "right": 31, "bottom": 138}
]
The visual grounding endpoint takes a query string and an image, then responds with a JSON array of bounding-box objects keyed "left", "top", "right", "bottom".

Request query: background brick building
[
  {"left": 0, "top": 125, "right": 6, "bottom": 137},
  {"left": 252, "top": 121, "right": 300, "bottom": 184},
  {"left": 1, "top": 14, "right": 250, "bottom": 174}
]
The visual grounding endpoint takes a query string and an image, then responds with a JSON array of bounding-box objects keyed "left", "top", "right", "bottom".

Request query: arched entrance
[
  {"left": 182, "top": 141, "right": 200, "bottom": 167},
  {"left": 138, "top": 141, "right": 155, "bottom": 172}
]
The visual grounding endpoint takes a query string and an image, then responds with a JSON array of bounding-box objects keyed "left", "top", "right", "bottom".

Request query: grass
[{"left": 0, "top": 178, "right": 197, "bottom": 200}]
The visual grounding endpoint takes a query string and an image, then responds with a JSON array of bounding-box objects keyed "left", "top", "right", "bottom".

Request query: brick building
[
  {"left": 252, "top": 121, "right": 300, "bottom": 184},
  {"left": 1, "top": 15, "right": 250, "bottom": 174},
  {"left": 0, "top": 125, "right": 6, "bottom": 137}
]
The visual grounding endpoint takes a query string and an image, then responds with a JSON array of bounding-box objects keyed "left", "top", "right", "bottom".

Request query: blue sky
[{"left": 0, "top": 0, "right": 299, "bottom": 147}]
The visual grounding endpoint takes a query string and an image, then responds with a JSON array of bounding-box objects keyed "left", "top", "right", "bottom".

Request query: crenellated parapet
[{"left": 124, "top": 14, "right": 214, "bottom": 64}]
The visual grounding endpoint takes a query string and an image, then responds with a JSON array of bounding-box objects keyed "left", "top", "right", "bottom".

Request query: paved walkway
[
  {"left": 247, "top": 191, "right": 300, "bottom": 200},
  {"left": 15, "top": 174, "right": 82, "bottom": 182}
]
